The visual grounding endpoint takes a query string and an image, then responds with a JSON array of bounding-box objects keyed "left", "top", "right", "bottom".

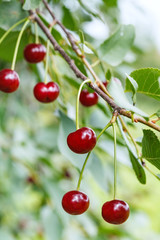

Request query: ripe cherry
[
  {"left": 24, "top": 43, "right": 46, "bottom": 63},
  {"left": 80, "top": 89, "right": 98, "bottom": 107},
  {"left": 0, "top": 69, "right": 20, "bottom": 93},
  {"left": 33, "top": 82, "right": 59, "bottom": 103},
  {"left": 67, "top": 127, "right": 96, "bottom": 154},
  {"left": 102, "top": 199, "right": 130, "bottom": 224},
  {"left": 62, "top": 190, "right": 89, "bottom": 215}
]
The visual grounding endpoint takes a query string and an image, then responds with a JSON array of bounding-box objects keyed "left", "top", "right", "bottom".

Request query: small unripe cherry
[{"left": 62, "top": 190, "right": 89, "bottom": 215}]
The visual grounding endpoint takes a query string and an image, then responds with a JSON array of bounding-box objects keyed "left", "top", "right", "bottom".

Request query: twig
[{"left": 28, "top": 10, "right": 160, "bottom": 132}]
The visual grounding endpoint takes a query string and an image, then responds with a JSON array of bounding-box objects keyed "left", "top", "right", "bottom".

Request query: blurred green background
[{"left": 0, "top": 0, "right": 160, "bottom": 239}]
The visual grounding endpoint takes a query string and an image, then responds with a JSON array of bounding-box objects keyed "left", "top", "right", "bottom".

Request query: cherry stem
[
  {"left": 11, "top": 19, "right": 30, "bottom": 71},
  {"left": 0, "top": 17, "right": 27, "bottom": 45},
  {"left": 77, "top": 151, "right": 91, "bottom": 191},
  {"left": 76, "top": 79, "right": 91, "bottom": 129},
  {"left": 34, "top": 22, "right": 39, "bottom": 44},
  {"left": 112, "top": 122, "right": 117, "bottom": 200},
  {"left": 76, "top": 121, "right": 112, "bottom": 191}
]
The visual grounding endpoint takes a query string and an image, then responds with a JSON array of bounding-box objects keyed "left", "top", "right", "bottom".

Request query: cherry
[
  {"left": 80, "top": 89, "right": 98, "bottom": 107},
  {"left": 67, "top": 127, "right": 96, "bottom": 154},
  {"left": 0, "top": 69, "right": 20, "bottom": 93},
  {"left": 102, "top": 199, "right": 130, "bottom": 224},
  {"left": 62, "top": 190, "right": 89, "bottom": 215},
  {"left": 33, "top": 82, "right": 59, "bottom": 103},
  {"left": 24, "top": 43, "right": 46, "bottom": 63}
]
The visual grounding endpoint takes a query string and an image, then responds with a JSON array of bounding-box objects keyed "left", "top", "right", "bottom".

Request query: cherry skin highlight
[
  {"left": 62, "top": 190, "right": 89, "bottom": 215},
  {"left": 67, "top": 127, "right": 96, "bottom": 154},
  {"left": 0, "top": 69, "right": 20, "bottom": 93},
  {"left": 80, "top": 89, "right": 98, "bottom": 107},
  {"left": 33, "top": 82, "right": 59, "bottom": 103},
  {"left": 24, "top": 43, "right": 46, "bottom": 63},
  {"left": 102, "top": 199, "right": 130, "bottom": 224}
]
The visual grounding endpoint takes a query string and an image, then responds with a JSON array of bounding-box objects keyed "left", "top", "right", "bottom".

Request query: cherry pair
[
  {"left": 0, "top": 44, "right": 46, "bottom": 94},
  {"left": 62, "top": 190, "right": 129, "bottom": 224}
]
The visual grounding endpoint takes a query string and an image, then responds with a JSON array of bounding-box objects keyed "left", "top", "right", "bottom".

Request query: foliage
[{"left": 0, "top": 0, "right": 160, "bottom": 239}]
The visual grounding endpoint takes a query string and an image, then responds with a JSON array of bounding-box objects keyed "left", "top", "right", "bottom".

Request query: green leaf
[
  {"left": 105, "top": 69, "right": 112, "bottom": 80},
  {"left": 62, "top": 6, "right": 77, "bottom": 31},
  {"left": 41, "top": 206, "right": 63, "bottom": 240},
  {"left": 0, "top": 1, "right": 27, "bottom": 30},
  {"left": 78, "top": 0, "right": 104, "bottom": 21},
  {"left": 129, "top": 150, "right": 146, "bottom": 184},
  {"left": 23, "top": 0, "right": 42, "bottom": 10},
  {"left": 57, "top": 111, "right": 86, "bottom": 169},
  {"left": 89, "top": 153, "right": 106, "bottom": 189},
  {"left": 108, "top": 78, "right": 149, "bottom": 118},
  {"left": 0, "top": 28, "right": 28, "bottom": 62},
  {"left": 63, "top": 75, "right": 80, "bottom": 89},
  {"left": 125, "top": 73, "right": 138, "bottom": 104},
  {"left": 103, "top": 0, "right": 117, "bottom": 7},
  {"left": 117, "top": 118, "right": 146, "bottom": 184},
  {"left": 98, "top": 25, "right": 135, "bottom": 66},
  {"left": 125, "top": 68, "right": 160, "bottom": 100},
  {"left": 155, "top": 109, "right": 160, "bottom": 117},
  {"left": 142, "top": 130, "right": 160, "bottom": 170}
]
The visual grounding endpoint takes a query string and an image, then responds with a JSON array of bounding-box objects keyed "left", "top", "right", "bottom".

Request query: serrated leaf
[
  {"left": 98, "top": 25, "right": 135, "bottom": 66},
  {"left": 117, "top": 118, "right": 146, "bottom": 184},
  {"left": 23, "top": 0, "right": 42, "bottom": 10},
  {"left": 142, "top": 130, "right": 160, "bottom": 170},
  {"left": 108, "top": 78, "right": 149, "bottom": 118},
  {"left": 125, "top": 68, "right": 160, "bottom": 100}
]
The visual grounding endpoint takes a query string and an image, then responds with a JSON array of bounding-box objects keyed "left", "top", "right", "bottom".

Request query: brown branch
[{"left": 28, "top": 9, "right": 160, "bottom": 132}]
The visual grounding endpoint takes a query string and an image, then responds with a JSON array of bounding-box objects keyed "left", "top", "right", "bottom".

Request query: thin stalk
[
  {"left": 0, "top": 17, "right": 27, "bottom": 45},
  {"left": 11, "top": 19, "right": 30, "bottom": 70},
  {"left": 44, "top": 38, "right": 50, "bottom": 84},
  {"left": 77, "top": 151, "right": 91, "bottom": 191},
  {"left": 119, "top": 115, "right": 140, "bottom": 158},
  {"left": 76, "top": 120, "right": 112, "bottom": 190},
  {"left": 34, "top": 22, "right": 39, "bottom": 43},
  {"left": 112, "top": 122, "right": 117, "bottom": 199},
  {"left": 119, "top": 115, "right": 160, "bottom": 181},
  {"left": 76, "top": 79, "right": 91, "bottom": 129}
]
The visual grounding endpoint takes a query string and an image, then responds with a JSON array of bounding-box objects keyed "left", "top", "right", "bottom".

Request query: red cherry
[
  {"left": 67, "top": 127, "right": 96, "bottom": 154},
  {"left": 102, "top": 199, "right": 130, "bottom": 224},
  {"left": 80, "top": 89, "right": 98, "bottom": 107},
  {"left": 62, "top": 190, "right": 89, "bottom": 215},
  {"left": 24, "top": 43, "right": 46, "bottom": 63},
  {"left": 33, "top": 82, "right": 59, "bottom": 103},
  {"left": 0, "top": 69, "right": 20, "bottom": 93}
]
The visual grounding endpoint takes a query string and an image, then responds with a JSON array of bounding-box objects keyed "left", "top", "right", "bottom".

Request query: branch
[{"left": 28, "top": 9, "right": 160, "bottom": 132}]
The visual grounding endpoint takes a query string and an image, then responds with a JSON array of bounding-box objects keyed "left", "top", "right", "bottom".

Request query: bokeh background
[{"left": 0, "top": 0, "right": 160, "bottom": 239}]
